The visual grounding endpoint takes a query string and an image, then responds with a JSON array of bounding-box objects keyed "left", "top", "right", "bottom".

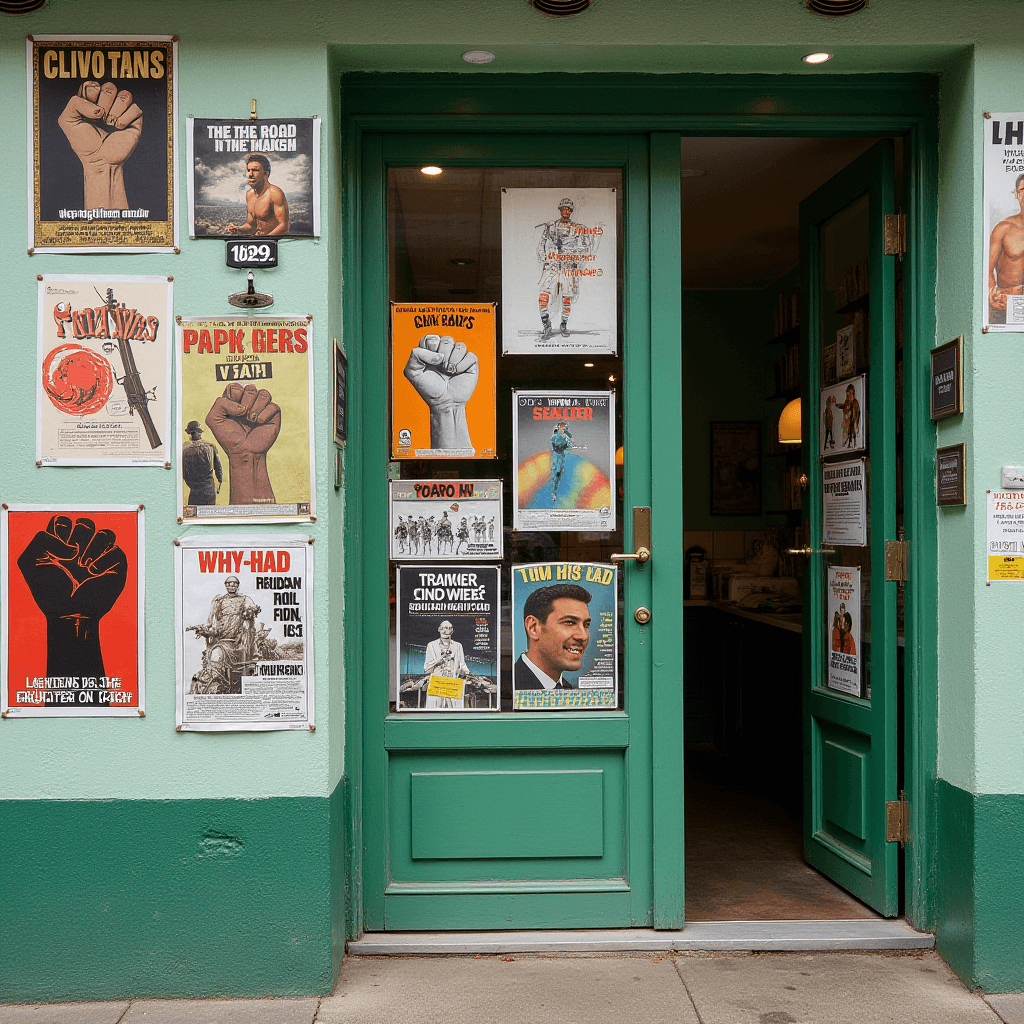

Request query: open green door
[
  {"left": 799, "top": 140, "right": 900, "bottom": 916},
  {"left": 355, "top": 133, "right": 684, "bottom": 931}
]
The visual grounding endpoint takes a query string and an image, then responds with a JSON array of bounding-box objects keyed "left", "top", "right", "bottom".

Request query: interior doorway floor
[{"left": 685, "top": 745, "right": 880, "bottom": 922}]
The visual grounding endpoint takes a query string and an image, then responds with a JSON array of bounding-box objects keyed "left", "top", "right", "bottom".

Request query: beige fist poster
[
  {"left": 37, "top": 274, "right": 172, "bottom": 467},
  {"left": 176, "top": 316, "right": 315, "bottom": 524}
]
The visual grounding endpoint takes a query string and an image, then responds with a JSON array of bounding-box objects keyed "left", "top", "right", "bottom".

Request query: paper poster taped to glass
[
  {"left": 819, "top": 373, "right": 866, "bottom": 459},
  {"left": 389, "top": 480, "right": 502, "bottom": 561},
  {"left": 826, "top": 565, "right": 861, "bottom": 697}
]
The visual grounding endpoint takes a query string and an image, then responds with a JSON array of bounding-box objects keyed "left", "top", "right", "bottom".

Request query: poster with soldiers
[
  {"left": 176, "top": 315, "right": 316, "bottom": 523},
  {"left": 186, "top": 116, "right": 320, "bottom": 238},
  {"left": 512, "top": 390, "right": 615, "bottom": 532},
  {"left": 2, "top": 505, "right": 144, "bottom": 718},
  {"left": 395, "top": 565, "right": 499, "bottom": 711},
  {"left": 391, "top": 303, "right": 496, "bottom": 459},
  {"left": 826, "top": 566, "right": 861, "bottom": 696},
  {"left": 389, "top": 480, "right": 502, "bottom": 561},
  {"left": 501, "top": 188, "right": 617, "bottom": 355},
  {"left": 511, "top": 562, "right": 618, "bottom": 710},
  {"left": 175, "top": 535, "right": 313, "bottom": 731},
  {"left": 28, "top": 36, "right": 177, "bottom": 253},
  {"left": 819, "top": 373, "right": 866, "bottom": 459},
  {"left": 985, "top": 113, "right": 1024, "bottom": 331},
  {"left": 37, "top": 275, "right": 172, "bottom": 467}
]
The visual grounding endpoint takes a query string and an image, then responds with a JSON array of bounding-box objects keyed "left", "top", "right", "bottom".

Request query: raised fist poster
[
  {"left": 186, "top": 116, "right": 320, "bottom": 238},
  {"left": 177, "top": 316, "right": 316, "bottom": 524},
  {"left": 511, "top": 562, "right": 618, "bottom": 710},
  {"left": 826, "top": 566, "right": 861, "bottom": 697},
  {"left": 985, "top": 113, "right": 1024, "bottom": 331},
  {"left": 389, "top": 480, "right": 503, "bottom": 561},
  {"left": 512, "top": 390, "right": 615, "bottom": 532},
  {"left": 37, "top": 274, "right": 172, "bottom": 466},
  {"left": 28, "top": 36, "right": 177, "bottom": 253},
  {"left": 2, "top": 505, "right": 144, "bottom": 717},
  {"left": 395, "top": 565, "right": 499, "bottom": 711},
  {"left": 391, "top": 303, "right": 496, "bottom": 459},
  {"left": 501, "top": 187, "right": 617, "bottom": 355},
  {"left": 175, "top": 536, "right": 314, "bottom": 731}
]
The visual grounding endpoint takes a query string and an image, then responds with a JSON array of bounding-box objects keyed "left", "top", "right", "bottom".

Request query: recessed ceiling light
[
  {"left": 584, "top": 362, "right": 595, "bottom": 367},
  {"left": 420, "top": 166, "right": 443, "bottom": 176},
  {"left": 802, "top": 51, "right": 833, "bottom": 64},
  {"left": 680, "top": 169, "right": 708, "bottom": 178},
  {"left": 450, "top": 258, "right": 476, "bottom": 266},
  {"left": 462, "top": 50, "right": 495, "bottom": 64}
]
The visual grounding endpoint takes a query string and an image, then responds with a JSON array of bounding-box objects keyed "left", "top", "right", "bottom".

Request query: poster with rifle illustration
[
  {"left": 37, "top": 275, "right": 172, "bottom": 467},
  {"left": 176, "top": 315, "right": 315, "bottom": 524}
]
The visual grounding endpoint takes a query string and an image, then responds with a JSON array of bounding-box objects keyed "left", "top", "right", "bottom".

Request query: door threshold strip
[{"left": 347, "top": 918, "right": 934, "bottom": 955}]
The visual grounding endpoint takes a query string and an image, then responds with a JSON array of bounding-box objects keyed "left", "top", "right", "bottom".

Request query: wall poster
[
  {"left": 176, "top": 315, "right": 315, "bottom": 523},
  {"left": 395, "top": 565, "right": 499, "bottom": 711},
  {"left": 175, "top": 535, "right": 313, "bottom": 731},
  {"left": 37, "top": 274, "right": 172, "bottom": 466},
  {"left": 822, "top": 458, "right": 867, "bottom": 547},
  {"left": 389, "top": 480, "right": 502, "bottom": 561},
  {"left": 501, "top": 187, "right": 617, "bottom": 355},
  {"left": 513, "top": 390, "right": 615, "bottom": 532},
  {"left": 511, "top": 562, "right": 618, "bottom": 710},
  {"left": 986, "top": 490, "right": 1024, "bottom": 581},
  {"left": 709, "top": 421, "right": 761, "bottom": 516},
  {"left": 826, "top": 565, "right": 861, "bottom": 697},
  {"left": 2, "top": 505, "right": 144, "bottom": 717},
  {"left": 985, "top": 113, "right": 1024, "bottom": 331},
  {"left": 819, "top": 373, "right": 866, "bottom": 458},
  {"left": 28, "top": 36, "right": 177, "bottom": 253},
  {"left": 391, "top": 303, "right": 496, "bottom": 459},
  {"left": 186, "top": 116, "right": 320, "bottom": 238}
]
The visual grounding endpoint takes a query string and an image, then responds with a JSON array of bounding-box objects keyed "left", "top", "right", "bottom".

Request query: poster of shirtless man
[
  {"left": 985, "top": 113, "right": 1024, "bottom": 331},
  {"left": 186, "top": 116, "right": 320, "bottom": 238}
]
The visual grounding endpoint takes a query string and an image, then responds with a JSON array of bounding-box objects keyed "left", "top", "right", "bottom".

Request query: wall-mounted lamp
[{"left": 778, "top": 397, "right": 802, "bottom": 444}]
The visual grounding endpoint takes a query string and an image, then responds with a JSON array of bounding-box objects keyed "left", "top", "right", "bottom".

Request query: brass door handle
[
  {"left": 611, "top": 507, "right": 653, "bottom": 569},
  {"left": 785, "top": 546, "right": 837, "bottom": 557},
  {"left": 611, "top": 546, "right": 651, "bottom": 564}
]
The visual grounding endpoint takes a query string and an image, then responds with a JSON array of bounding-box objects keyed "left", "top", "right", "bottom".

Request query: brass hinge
[
  {"left": 885, "top": 537, "right": 908, "bottom": 582},
  {"left": 886, "top": 791, "right": 910, "bottom": 845},
  {"left": 884, "top": 212, "right": 907, "bottom": 257}
]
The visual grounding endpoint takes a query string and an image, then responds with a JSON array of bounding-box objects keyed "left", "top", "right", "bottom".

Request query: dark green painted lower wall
[
  {"left": 1, "top": 784, "right": 346, "bottom": 1003},
  {"left": 936, "top": 778, "right": 1024, "bottom": 992}
]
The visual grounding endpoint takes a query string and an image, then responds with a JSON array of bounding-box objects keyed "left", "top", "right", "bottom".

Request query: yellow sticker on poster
[
  {"left": 391, "top": 303, "right": 496, "bottom": 459},
  {"left": 986, "top": 491, "right": 1024, "bottom": 581},
  {"left": 426, "top": 675, "right": 465, "bottom": 701}
]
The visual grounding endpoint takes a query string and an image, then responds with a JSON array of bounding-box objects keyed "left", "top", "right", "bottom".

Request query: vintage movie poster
[
  {"left": 986, "top": 491, "right": 1024, "bottom": 581},
  {"left": 177, "top": 316, "right": 315, "bottom": 523},
  {"left": 513, "top": 390, "right": 615, "bottom": 532},
  {"left": 389, "top": 480, "right": 503, "bottom": 561},
  {"left": 2, "top": 505, "right": 144, "bottom": 718},
  {"left": 822, "top": 458, "right": 867, "bottom": 547},
  {"left": 395, "top": 565, "right": 499, "bottom": 711},
  {"left": 501, "top": 188, "right": 617, "bottom": 355},
  {"left": 37, "top": 274, "right": 172, "bottom": 466},
  {"left": 985, "top": 113, "right": 1024, "bottom": 332},
  {"left": 186, "top": 116, "right": 320, "bottom": 238},
  {"left": 819, "top": 373, "right": 866, "bottom": 459},
  {"left": 511, "top": 561, "right": 618, "bottom": 710},
  {"left": 175, "top": 536, "right": 314, "bottom": 731},
  {"left": 28, "top": 36, "right": 177, "bottom": 253},
  {"left": 826, "top": 565, "right": 861, "bottom": 696},
  {"left": 391, "top": 303, "right": 496, "bottom": 459}
]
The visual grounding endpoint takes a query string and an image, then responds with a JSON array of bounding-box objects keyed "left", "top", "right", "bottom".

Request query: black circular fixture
[
  {"left": 805, "top": 0, "right": 868, "bottom": 15},
  {"left": 529, "top": 0, "right": 592, "bottom": 17},
  {"left": 0, "top": 0, "right": 47, "bottom": 11}
]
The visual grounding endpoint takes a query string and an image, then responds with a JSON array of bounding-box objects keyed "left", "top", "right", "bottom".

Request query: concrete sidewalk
[{"left": 3, "top": 951, "right": 1022, "bottom": 1024}]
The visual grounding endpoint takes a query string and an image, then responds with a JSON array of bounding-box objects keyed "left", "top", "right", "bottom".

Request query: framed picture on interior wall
[{"left": 710, "top": 421, "right": 761, "bottom": 516}]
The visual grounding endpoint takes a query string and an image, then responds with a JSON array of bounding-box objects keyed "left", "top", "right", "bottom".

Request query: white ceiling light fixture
[
  {"left": 802, "top": 51, "right": 834, "bottom": 65},
  {"left": 462, "top": 50, "right": 496, "bottom": 64},
  {"left": 420, "top": 166, "right": 443, "bottom": 176}
]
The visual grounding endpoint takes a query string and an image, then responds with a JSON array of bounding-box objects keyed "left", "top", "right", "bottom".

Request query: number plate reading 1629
[{"left": 226, "top": 240, "right": 279, "bottom": 268}]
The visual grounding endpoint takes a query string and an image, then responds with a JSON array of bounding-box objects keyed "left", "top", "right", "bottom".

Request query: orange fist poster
[{"left": 391, "top": 303, "right": 496, "bottom": 459}]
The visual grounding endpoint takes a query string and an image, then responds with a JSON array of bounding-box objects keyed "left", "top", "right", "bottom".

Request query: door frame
[{"left": 340, "top": 73, "right": 939, "bottom": 940}]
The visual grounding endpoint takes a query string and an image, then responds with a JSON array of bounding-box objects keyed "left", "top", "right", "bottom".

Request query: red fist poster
[{"left": 2, "top": 505, "right": 144, "bottom": 717}]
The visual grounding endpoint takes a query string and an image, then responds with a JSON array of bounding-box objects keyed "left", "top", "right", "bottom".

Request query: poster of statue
[
  {"left": 37, "top": 274, "right": 172, "bottom": 467},
  {"left": 389, "top": 480, "right": 502, "bottom": 561},
  {"left": 175, "top": 535, "right": 313, "bottom": 731},
  {"left": 27, "top": 36, "right": 177, "bottom": 253},
  {"left": 2, "top": 505, "right": 144, "bottom": 718},
  {"left": 176, "top": 316, "right": 315, "bottom": 523},
  {"left": 501, "top": 188, "right": 617, "bottom": 354}
]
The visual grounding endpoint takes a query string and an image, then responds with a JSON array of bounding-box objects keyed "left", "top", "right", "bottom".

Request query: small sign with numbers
[
  {"left": 226, "top": 240, "right": 278, "bottom": 268},
  {"left": 936, "top": 443, "right": 966, "bottom": 506}
]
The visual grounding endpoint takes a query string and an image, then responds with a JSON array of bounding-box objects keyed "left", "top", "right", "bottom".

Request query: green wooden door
[
  {"left": 356, "top": 133, "right": 683, "bottom": 931},
  {"left": 800, "top": 141, "right": 900, "bottom": 916}
]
